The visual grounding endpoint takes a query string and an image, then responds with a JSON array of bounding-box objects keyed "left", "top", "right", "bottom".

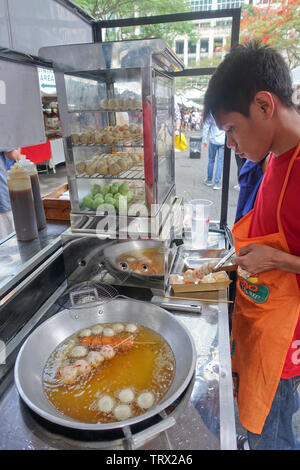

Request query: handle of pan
[{"left": 128, "top": 416, "right": 176, "bottom": 449}]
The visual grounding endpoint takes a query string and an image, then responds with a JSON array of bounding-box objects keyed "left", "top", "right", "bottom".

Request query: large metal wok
[{"left": 14, "top": 298, "right": 196, "bottom": 431}]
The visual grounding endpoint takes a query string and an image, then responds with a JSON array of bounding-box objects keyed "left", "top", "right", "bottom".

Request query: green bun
[
  {"left": 126, "top": 190, "right": 133, "bottom": 202},
  {"left": 102, "top": 183, "right": 111, "bottom": 195},
  {"left": 119, "top": 182, "right": 130, "bottom": 195},
  {"left": 81, "top": 195, "right": 94, "bottom": 209},
  {"left": 110, "top": 182, "right": 120, "bottom": 195},
  {"left": 91, "top": 184, "right": 102, "bottom": 196}
]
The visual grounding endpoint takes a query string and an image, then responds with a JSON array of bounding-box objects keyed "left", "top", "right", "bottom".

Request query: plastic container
[
  {"left": 18, "top": 156, "right": 47, "bottom": 230},
  {"left": 7, "top": 165, "right": 38, "bottom": 242},
  {"left": 188, "top": 199, "right": 213, "bottom": 249}
]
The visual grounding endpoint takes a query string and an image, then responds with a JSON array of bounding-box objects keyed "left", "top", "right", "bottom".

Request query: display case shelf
[
  {"left": 76, "top": 165, "right": 144, "bottom": 180},
  {"left": 68, "top": 108, "right": 143, "bottom": 113}
]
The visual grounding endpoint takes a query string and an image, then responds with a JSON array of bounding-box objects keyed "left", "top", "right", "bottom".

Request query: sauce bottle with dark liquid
[
  {"left": 7, "top": 165, "right": 38, "bottom": 241},
  {"left": 18, "top": 156, "right": 47, "bottom": 231}
]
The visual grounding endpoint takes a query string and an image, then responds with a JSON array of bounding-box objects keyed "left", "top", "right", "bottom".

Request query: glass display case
[{"left": 39, "top": 39, "right": 184, "bottom": 236}]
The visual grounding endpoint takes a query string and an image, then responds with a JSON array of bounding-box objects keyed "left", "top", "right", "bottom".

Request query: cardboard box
[{"left": 42, "top": 183, "right": 70, "bottom": 221}]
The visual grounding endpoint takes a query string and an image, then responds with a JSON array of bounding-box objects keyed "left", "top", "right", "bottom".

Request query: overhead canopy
[{"left": 175, "top": 95, "right": 202, "bottom": 109}]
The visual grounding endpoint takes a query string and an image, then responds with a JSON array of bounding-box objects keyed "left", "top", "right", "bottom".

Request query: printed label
[{"left": 239, "top": 276, "right": 270, "bottom": 304}]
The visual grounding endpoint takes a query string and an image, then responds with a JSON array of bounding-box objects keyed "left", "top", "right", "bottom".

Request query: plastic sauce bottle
[
  {"left": 7, "top": 165, "right": 38, "bottom": 242},
  {"left": 18, "top": 156, "right": 47, "bottom": 231}
]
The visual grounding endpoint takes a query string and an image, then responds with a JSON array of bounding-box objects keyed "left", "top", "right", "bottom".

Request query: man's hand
[
  {"left": 175, "top": 129, "right": 180, "bottom": 136},
  {"left": 202, "top": 142, "right": 208, "bottom": 149},
  {"left": 235, "top": 244, "right": 278, "bottom": 274},
  {"left": 235, "top": 243, "right": 300, "bottom": 275}
]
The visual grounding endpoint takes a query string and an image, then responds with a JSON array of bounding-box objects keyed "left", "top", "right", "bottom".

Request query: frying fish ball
[
  {"left": 112, "top": 323, "right": 125, "bottom": 333},
  {"left": 113, "top": 404, "right": 132, "bottom": 421},
  {"left": 118, "top": 388, "right": 135, "bottom": 404},
  {"left": 87, "top": 351, "right": 105, "bottom": 368},
  {"left": 97, "top": 395, "right": 115, "bottom": 413},
  {"left": 103, "top": 327, "right": 114, "bottom": 337},
  {"left": 78, "top": 328, "right": 92, "bottom": 338},
  {"left": 69, "top": 345, "right": 88, "bottom": 358},
  {"left": 137, "top": 392, "right": 155, "bottom": 409},
  {"left": 100, "top": 345, "right": 116, "bottom": 359},
  {"left": 73, "top": 359, "right": 91, "bottom": 375},
  {"left": 59, "top": 365, "right": 78, "bottom": 384},
  {"left": 91, "top": 324, "right": 103, "bottom": 335},
  {"left": 125, "top": 323, "right": 138, "bottom": 333}
]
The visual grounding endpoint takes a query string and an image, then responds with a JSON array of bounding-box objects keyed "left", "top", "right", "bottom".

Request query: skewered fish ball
[
  {"left": 78, "top": 328, "right": 92, "bottom": 338},
  {"left": 100, "top": 345, "right": 116, "bottom": 359},
  {"left": 87, "top": 351, "right": 105, "bottom": 368},
  {"left": 69, "top": 345, "right": 88, "bottom": 358},
  {"left": 59, "top": 365, "right": 78, "bottom": 385},
  {"left": 91, "top": 324, "right": 103, "bottom": 335},
  {"left": 73, "top": 359, "right": 92, "bottom": 375}
]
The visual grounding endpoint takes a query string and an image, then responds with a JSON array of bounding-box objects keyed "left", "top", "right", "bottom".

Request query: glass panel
[
  {"left": 63, "top": 70, "right": 145, "bottom": 215},
  {"left": 102, "top": 17, "right": 232, "bottom": 69},
  {"left": 154, "top": 72, "right": 174, "bottom": 205},
  {"left": 174, "top": 74, "right": 239, "bottom": 227}
]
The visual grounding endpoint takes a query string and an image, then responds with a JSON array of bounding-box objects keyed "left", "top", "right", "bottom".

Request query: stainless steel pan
[
  {"left": 103, "top": 240, "right": 165, "bottom": 281},
  {"left": 14, "top": 298, "right": 196, "bottom": 431}
]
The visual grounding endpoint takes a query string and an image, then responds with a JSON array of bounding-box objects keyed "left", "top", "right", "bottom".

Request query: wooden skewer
[{"left": 163, "top": 295, "right": 233, "bottom": 304}]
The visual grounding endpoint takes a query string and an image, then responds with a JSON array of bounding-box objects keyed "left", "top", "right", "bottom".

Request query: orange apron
[{"left": 231, "top": 143, "right": 300, "bottom": 434}]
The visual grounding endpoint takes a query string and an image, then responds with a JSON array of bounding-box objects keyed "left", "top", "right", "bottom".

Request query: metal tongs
[{"left": 212, "top": 246, "right": 236, "bottom": 272}]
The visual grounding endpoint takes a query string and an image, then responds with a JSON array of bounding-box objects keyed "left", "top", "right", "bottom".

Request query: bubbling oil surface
[{"left": 43, "top": 323, "right": 175, "bottom": 424}]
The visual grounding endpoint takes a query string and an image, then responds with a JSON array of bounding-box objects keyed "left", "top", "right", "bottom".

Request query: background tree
[{"left": 240, "top": 0, "right": 300, "bottom": 69}]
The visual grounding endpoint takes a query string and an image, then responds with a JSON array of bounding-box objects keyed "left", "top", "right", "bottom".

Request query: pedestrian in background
[{"left": 202, "top": 113, "right": 225, "bottom": 190}]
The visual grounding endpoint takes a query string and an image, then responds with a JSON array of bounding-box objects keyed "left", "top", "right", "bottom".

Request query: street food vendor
[{"left": 203, "top": 40, "right": 300, "bottom": 450}]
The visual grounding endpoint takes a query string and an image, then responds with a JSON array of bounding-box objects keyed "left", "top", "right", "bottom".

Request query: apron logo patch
[{"left": 239, "top": 277, "right": 270, "bottom": 304}]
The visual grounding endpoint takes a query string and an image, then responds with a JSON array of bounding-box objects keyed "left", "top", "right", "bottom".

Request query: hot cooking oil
[{"left": 43, "top": 323, "right": 175, "bottom": 424}]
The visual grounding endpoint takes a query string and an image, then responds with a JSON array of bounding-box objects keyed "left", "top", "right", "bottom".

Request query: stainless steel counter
[
  {"left": 0, "top": 221, "right": 69, "bottom": 299},
  {"left": 0, "top": 230, "right": 236, "bottom": 450}
]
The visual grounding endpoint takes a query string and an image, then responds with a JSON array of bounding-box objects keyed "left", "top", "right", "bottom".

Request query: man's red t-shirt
[{"left": 249, "top": 146, "right": 300, "bottom": 379}]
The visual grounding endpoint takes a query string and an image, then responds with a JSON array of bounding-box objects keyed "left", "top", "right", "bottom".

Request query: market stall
[{"left": 0, "top": 1, "right": 240, "bottom": 451}]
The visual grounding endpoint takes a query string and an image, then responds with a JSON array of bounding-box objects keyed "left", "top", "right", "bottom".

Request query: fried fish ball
[
  {"left": 125, "top": 323, "right": 138, "bottom": 333},
  {"left": 78, "top": 328, "right": 92, "bottom": 338},
  {"left": 69, "top": 345, "right": 88, "bottom": 358},
  {"left": 137, "top": 391, "right": 154, "bottom": 409},
  {"left": 73, "top": 359, "right": 91, "bottom": 375},
  {"left": 102, "top": 327, "right": 114, "bottom": 337},
  {"left": 87, "top": 351, "right": 105, "bottom": 368},
  {"left": 112, "top": 323, "right": 125, "bottom": 333},
  {"left": 113, "top": 404, "right": 132, "bottom": 421},
  {"left": 59, "top": 365, "right": 78, "bottom": 385},
  {"left": 100, "top": 345, "right": 116, "bottom": 359},
  {"left": 97, "top": 395, "right": 115, "bottom": 413},
  {"left": 118, "top": 388, "right": 135, "bottom": 404},
  {"left": 91, "top": 324, "right": 103, "bottom": 335}
]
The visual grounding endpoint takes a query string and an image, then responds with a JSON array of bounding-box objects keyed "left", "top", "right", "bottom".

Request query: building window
[
  {"left": 188, "top": 41, "right": 197, "bottom": 54},
  {"left": 200, "top": 39, "right": 209, "bottom": 53},
  {"left": 214, "top": 38, "right": 223, "bottom": 52},
  {"left": 175, "top": 41, "right": 184, "bottom": 55},
  {"left": 190, "top": 0, "right": 212, "bottom": 11},
  {"left": 217, "top": 0, "right": 244, "bottom": 8}
]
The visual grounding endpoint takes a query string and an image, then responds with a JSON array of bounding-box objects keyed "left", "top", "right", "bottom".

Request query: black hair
[{"left": 203, "top": 40, "right": 294, "bottom": 121}]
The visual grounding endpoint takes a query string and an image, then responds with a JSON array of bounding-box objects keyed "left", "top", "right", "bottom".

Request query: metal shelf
[{"left": 76, "top": 165, "right": 145, "bottom": 180}]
